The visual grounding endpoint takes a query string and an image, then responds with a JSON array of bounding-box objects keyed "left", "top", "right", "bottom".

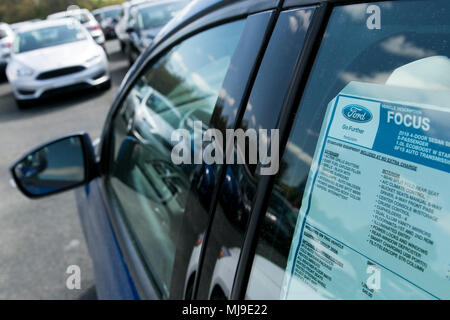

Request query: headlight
[
  {"left": 16, "top": 66, "right": 34, "bottom": 77},
  {"left": 85, "top": 54, "right": 102, "bottom": 64}
]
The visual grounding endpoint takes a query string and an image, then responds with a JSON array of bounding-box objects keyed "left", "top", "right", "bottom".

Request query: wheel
[
  {"left": 97, "top": 79, "right": 111, "bottom": 91},
  {"left": 184, "top": 274, "right": 195, "bottom": 300},
  {"left": 101, "top": 44, "right": 109, "bottom": 58},
  {"left": 126, "top": 42, "right": 135, "bottom": 66},
  {"left": 16, "top": 98, "right": 32, "bottom": 109}
]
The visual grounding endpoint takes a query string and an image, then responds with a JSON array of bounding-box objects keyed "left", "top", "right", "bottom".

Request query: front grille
[
  {"left": 37, "top": 66, "right": 86, "bottom": 80},
  {"left": 41, "top": 83, "right": 91, "bottom": 98},
  {"left": 18, "top": 89, "right": 35, "bottom": 95}
]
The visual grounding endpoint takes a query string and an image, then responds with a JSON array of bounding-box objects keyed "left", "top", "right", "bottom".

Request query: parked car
[
  {"left": 92, "top": 5, "right": 122, "bottom": 39},
  {"left": 10, "top": 0, "right": 450, "bottom": 300},
  {"left": 125, "top": 0, "right": 188, "bottom": 65},
  {"left": 10, "top": 19, "right": 42, "bottom": 32},
  {"left": 0, "top": 23, "right": 14, "bottom": 71},
  {"left": 6, "top": 19, "right": 110, "bottom": 108},
  {"left": 47, "top": 9, "right": 105, "bottom": 46},
  {"left": 115, "top": 0, "right": 149, "bottom": 53}
]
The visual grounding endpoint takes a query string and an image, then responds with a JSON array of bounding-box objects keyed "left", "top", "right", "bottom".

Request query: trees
[
  {"left": 0, "top": 0, "right": 37, "bottom": 23},
  {"left": 0, "top": 0, "right": 125, "bottom": 24}
]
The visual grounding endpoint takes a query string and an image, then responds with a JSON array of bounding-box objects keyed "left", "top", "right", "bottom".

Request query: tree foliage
[{"left": 0, "top": 0, "right": 125, "bottom": 24}]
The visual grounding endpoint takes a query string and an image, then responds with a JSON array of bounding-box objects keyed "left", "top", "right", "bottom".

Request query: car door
[
  {"left": 77, "top": 2, "right": 282, "bottom": 300},
  {"left": 193, "top": 5, "right": 319, "bottom": 300},
  {"left": 228, "top": 0, "right": 450, "bottom": 300},
  {"left": 125, "top": 7, "right": 141, "bottom": 62}
]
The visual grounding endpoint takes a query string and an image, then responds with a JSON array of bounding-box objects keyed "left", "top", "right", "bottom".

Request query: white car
[
  {"left": 184, "top": 241, "right": 284, "bottom": 300},
  {"left": 6, "top": 19, "right": 110, "bottom": 108},
  {"left": 0, "top": 23, "right": 14, "bottom": 70},
  {"left": 10, "top": 19, "right": 42, "bottom": 33},
  {"left": 115, "top": 0, "right": 150, "bottom": 52},
  {"left": 47, "top": 9, "right": 105, "bottom": 46}
]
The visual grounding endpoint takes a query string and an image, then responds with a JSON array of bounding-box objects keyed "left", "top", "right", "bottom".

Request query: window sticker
[{"left": 281, "top": 81, "right": 450, "bottom": 299}]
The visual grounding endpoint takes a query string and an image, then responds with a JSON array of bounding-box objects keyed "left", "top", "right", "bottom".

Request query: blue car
[{"left": 11, "top": 0, "right": 450, "bottom": 300}]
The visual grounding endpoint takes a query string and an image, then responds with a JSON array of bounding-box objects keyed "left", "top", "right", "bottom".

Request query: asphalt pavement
[{"left": 0, "top": 40, "right": 129, "bottom": 299}]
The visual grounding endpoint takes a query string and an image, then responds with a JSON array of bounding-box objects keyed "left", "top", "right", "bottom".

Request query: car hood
[{"left": 13, "top": 40, "right": 101, "bottom": 72}]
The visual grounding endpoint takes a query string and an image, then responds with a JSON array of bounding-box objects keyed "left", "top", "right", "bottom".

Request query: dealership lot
[{"left": 0, "top": 40, "right": 127, "bottom": 299}]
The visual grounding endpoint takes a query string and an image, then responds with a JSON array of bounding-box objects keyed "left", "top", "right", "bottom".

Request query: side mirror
[{"left": 10, "top": 133, "right": 98, "bottom": 199}]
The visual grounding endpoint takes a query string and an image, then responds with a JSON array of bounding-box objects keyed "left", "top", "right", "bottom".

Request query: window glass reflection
[
  {"left": 247, "top": 0, "right": 450, "bottom": 299},
  {"left": 15, "top": 137, "right": 85, "bottom": 196},
  {"left": 196, "top": 8, "right": 315, "bottom": 299},
  {"left": 107, "top": 20, "right": 245, "bottom": 298}
]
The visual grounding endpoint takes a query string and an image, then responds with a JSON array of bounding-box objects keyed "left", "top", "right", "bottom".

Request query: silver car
[
  {"left": 0, "top": 23, "right": 14, "bottom": 70},
  {"left": 6, "top": 19, "right": 110, "bottom": 108},
  {"left": 115, "top": 0, "right": 150, "bottom": 52},
  {"left": 47, "top": 9, "right": 105, "bottom": 46}
]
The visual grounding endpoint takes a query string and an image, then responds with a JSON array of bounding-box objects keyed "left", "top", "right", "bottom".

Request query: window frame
[
  {"left": 231, "top": 1, "right": 332, "bottom": 300},
  {"left": 96, "top": 1, "right": 283, "bottom": 300},
  {"left": 194, "top": 5, "right": 323, "bottom": 300},
  {"left": 107, "top": 18, "right": 252, "bottom": 299}
]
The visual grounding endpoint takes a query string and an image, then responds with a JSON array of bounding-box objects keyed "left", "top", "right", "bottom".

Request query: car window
[
  {"left": 14, "top": 23, "right": 87, "bottom": 53},
  {"left": 137, "top": 2, "right": 187, "bottom": 30},
  {"left": 246, "top": 0, "right": 450, "bottom": 300},
  {"left": 195, "top": 7, "right": 315, "bottom": 300},
  {"left": 103, "top": 9, "right": 121, "bottom": 19},
  {"left": 106, "top": 20, "right": 245, "bottom": 299}
]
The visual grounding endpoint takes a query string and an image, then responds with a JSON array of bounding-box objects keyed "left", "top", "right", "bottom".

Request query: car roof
[
  {"left": 135, "top": 0, "right": 186, "bottom": 10},
  {"left": 10, "top": 20, "right": 38, "bottom": 30},
  {"left": 127, "top": 0, "right": 152, "bottom": 10},
  {"left": 153, "top": 0, "right": 376, "bottom": 46},
  {"left": 47, "top": 9, "right": 91, "bottom": 19},
  {"left": 93, "top": 5, "right": 122, "bottom": 14},
  {"left": 131, "top": 0, "right": 150, "bottom": 5},
  {"left": 14, "top": 18, "right": 80, "bottom": 34},
  {"left": 0, "top": 22, "right": 12, "bottom": 30},
  {"left": 151, "top": 0, "right": 230, "bottom": 47}
]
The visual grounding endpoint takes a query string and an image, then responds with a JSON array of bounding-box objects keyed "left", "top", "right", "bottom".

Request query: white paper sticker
[{"left": 282, "top": 82, "right": 450, "bottom": 300}]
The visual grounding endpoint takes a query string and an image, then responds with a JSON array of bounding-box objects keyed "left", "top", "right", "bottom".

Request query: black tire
[
  {"left": 97, "top": 79, "right": 111, "bottom": 91},
  {"left": 101, "top": 44, "right": 109, "bottom": 59},
  {"left": 126, "top": 42, "right": 135, "bottom": 67},
  {"left": 184, "top": 275, "right": 195, "bottom": 300},
  {"left": 16, "top": 99, "right": 32, "bottom": 109},
  {"left": 210, "top": 286, "right": 227, "bottom": 300},
  {"left": 120, "top": 40, "right": 126, "bottom": 53}
]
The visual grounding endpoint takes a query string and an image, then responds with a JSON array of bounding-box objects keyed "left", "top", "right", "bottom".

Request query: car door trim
[
  {"left": 191, "top": 9, "right": 280, "bottom": 300},
  {"left": 284, "top": 0, "right": 393, "bottom": 9},
  {"left": 230, "top": 2, "right": 331, "bottom": 300}
]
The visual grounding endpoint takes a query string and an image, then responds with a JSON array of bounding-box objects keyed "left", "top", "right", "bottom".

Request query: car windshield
[
  {"left": 103, "top": 9, "right": 121, "bottom": 19},
  {"left": 15, "top": 24, "right": 87, "bottom": 53},
  {"left": 137, "top": 2, "right": 186, "bottom": 30}
]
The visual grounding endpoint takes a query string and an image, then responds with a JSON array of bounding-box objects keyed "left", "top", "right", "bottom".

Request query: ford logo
[{"left": 342, "top": 104, "right": 373, "bottom": 123}]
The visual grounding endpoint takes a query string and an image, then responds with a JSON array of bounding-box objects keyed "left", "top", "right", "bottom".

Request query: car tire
[
  {"left": 97, "top": 79, "right": 111, "bottom": 91},
  {"left": 126, "top": 43, "right": 135, "bottom": 66},
  {"left": 16, "top": 99, "right": 31, "bottom": 109},
  {"left": 210, "top": 286, "right": 227, "bottom": 300},
  {"left": 101, "top": 44, "right": 109, "bottom": 58}
]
